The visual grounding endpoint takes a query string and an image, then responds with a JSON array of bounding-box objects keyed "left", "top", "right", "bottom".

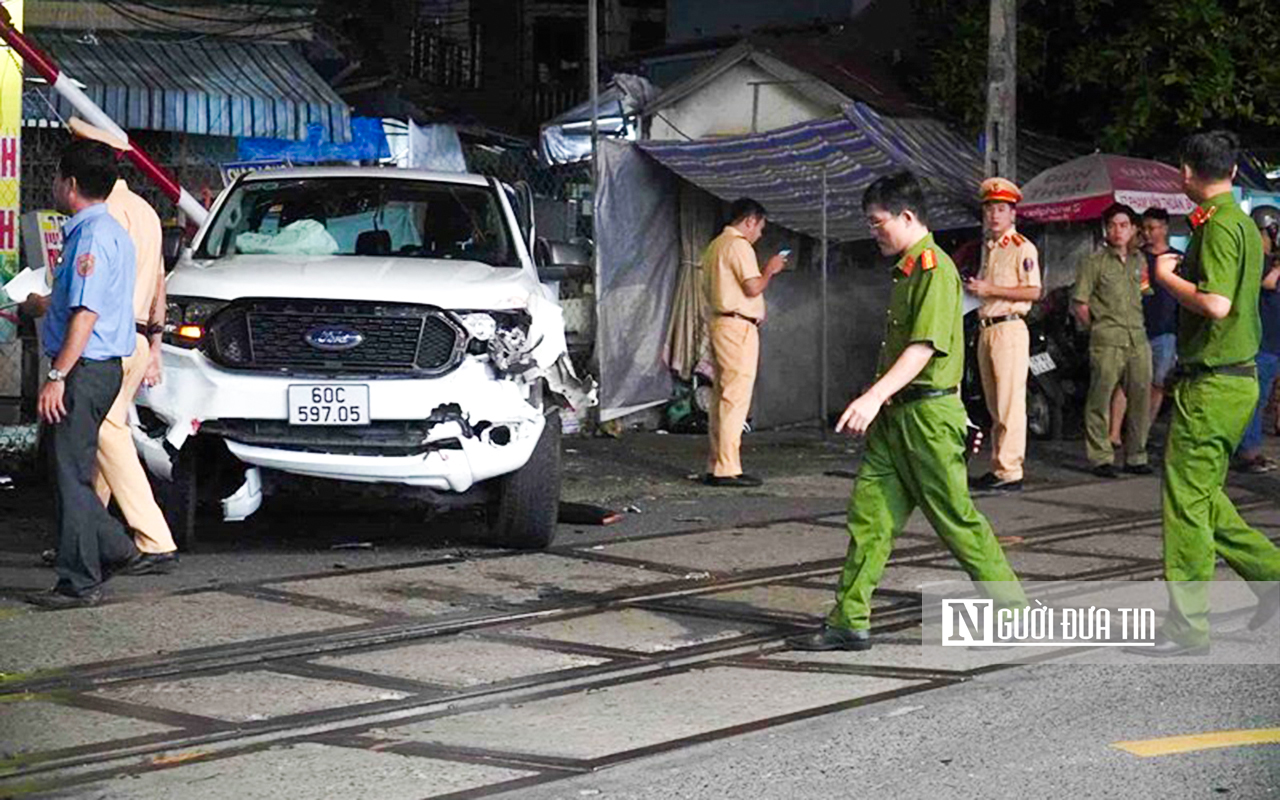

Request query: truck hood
[{"left": 167, "top": 254, "right": 544, "bottom": 311}]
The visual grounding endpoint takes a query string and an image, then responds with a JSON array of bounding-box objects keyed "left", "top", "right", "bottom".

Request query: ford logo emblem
[{"left": 304, "top": 326, "right": 364, "bottom": 351}]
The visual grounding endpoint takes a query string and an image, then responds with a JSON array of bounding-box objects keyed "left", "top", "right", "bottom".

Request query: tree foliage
[{"left": 908, "top": 0, "right": 1280, "bottom": 155}]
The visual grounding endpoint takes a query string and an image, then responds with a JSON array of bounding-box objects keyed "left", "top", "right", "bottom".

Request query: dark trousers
[{"left": 52, "top": 358, "right": 135, "bottom": 596}]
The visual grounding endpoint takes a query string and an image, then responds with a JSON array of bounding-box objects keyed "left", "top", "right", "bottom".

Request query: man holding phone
[{"left": 702, "top": 198, "right": 787, "bottom": 487}]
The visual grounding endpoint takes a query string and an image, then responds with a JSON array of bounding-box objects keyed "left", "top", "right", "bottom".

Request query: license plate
[
  {"left": 1029, "top": 352, "right": 1056, "bottom": 376},
  {"left": 288, "top": 385, "right": 370, "bottom": 425}
]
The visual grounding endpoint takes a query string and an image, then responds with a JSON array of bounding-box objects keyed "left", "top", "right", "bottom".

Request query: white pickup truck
[{"left": 136, "top": 167, "right": 594, "bottom": 550}]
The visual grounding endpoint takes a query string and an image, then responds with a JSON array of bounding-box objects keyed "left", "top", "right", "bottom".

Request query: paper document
[{"left": 4, "top": 268, "right": 50, "bottom": 300}]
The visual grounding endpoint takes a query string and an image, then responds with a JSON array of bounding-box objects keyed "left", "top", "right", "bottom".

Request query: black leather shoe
[
  {"left": 703, "top": 474, "right": 764, "bottom": 488},
  {"left": 27, "top": 587, "right": 103, "bottom": 610},
  {"left": 1124, "top": 634, "right": 1209, "bottom": 658},
  {"left": 1092, "top": 464, "right": 1118, "bottom": 479},
  {"left": 969, "top": 472, "right": 999, "bottom": 489},
  {"left": 116, "top": 552, "right": 180, "bottom": 576},
  {"left": 971, "top": 475, "right": 1022, "bottom": 493},
  {"left": 788, "top": 626, "right": 871, "bottom": 651},
  {"left": 1123, "top": 463, "right": 1154, "bottom": 475},
  {"left": 1248, "top": 584, "right": 1280, "bottom": 631}
]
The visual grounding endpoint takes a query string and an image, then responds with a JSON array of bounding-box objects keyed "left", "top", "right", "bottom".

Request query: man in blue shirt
[
  {"left": 28, "top": 140, "right": 139, "bottom": 609},
  {"left": 1233, "top": 214, "right": 1280, "bottom": 473}
]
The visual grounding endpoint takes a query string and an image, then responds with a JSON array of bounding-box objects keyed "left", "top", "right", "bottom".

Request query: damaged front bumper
[{"left": 134, "top": 347, "right": 549, "bottom": 493}]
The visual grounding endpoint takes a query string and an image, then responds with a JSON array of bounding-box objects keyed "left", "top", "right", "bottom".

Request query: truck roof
[{"left": 236, "top": 166, "right": 492, "bottom": 187}]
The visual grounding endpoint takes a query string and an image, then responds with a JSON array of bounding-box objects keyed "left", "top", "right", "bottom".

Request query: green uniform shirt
[
  {"left": 1177, "top": 191, "right": 1262, "bottom": 366},
  {"left": 1072, "top": 246, "right": 1147, "bottom": 347},
  {"left": 876, "top": 232, "right": 963, "bottom": 390}
]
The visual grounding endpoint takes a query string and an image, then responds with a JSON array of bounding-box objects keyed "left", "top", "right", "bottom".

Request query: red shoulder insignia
[
  {"left": 75, "top": 252, "right": 96, "bottom": 277},
  {"left": 1012, "top": 233, "right": 1026, "bottom": 246},
  {"left": 1189, "top": 205, "right": 1219, "bottom": 229},
  {"left": 920, "top": 250, "right": 938, "bottom": 271},
  {"left": 899, "top": 256, "right": 916, "bottom": 277}
]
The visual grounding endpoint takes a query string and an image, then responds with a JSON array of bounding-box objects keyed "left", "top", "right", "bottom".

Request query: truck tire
[{"left": 486, "top": 412, "right": 561, "bottom": 549}]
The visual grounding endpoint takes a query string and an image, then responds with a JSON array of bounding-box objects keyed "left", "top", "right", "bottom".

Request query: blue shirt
[
  {"left": 42, "top": 203, "right": 136, "bottom": 361},
  {"left": 1261, "top": 258, "right": 1280, "bottom": 355},
  {"left": 1142, "top": 247, "right": 1182, "bottom": 338}
]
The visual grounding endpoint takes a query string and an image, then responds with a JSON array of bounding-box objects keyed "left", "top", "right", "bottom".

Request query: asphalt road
[{"left": 1, "top": 428, "right": 1277, "bottom": 800}]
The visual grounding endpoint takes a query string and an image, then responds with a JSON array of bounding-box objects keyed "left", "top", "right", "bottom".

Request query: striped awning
[
  {"left": 22, "top": 33, "right": 350, "bottom": 142},
  {"left": 638, "top": 104, "right": 980, "bottom": 242}
]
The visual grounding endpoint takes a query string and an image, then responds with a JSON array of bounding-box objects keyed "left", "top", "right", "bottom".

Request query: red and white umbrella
[{"left": 1018, "top": 153, "right": 1195, "bottom": 223}]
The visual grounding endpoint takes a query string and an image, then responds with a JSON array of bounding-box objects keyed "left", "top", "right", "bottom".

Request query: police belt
[
  {"left": 886, "top": 385, "right": 958, "bottom": 406},
  {"left": 716, "top": 311, "right": 762, "bottom": 327},
  {"left": 978, "top": 314, "right": 1023, "bottom": 329},
  {"left": 1174, "top": 361, "right": 1257, "bottom": 380}
]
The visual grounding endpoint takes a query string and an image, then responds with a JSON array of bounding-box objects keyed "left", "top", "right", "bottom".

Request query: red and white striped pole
[{"left": 0, "top": 6, "right": 209, "bottom": 226}]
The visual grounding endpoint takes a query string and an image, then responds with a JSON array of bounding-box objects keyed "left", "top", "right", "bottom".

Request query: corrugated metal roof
[
  {"left": 22, "top": 33, "right": 350, "bottom": 142},
  {"left": 638, "top": 105, "right": 979, "bottom": 242}
]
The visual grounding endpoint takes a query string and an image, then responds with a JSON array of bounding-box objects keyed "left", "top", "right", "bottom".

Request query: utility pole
[{"left": 983, "top": 0, "right": 1017, "bottom": 180}]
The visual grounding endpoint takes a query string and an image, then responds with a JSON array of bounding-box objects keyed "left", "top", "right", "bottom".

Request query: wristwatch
[{"left": 47, "top": 367, "right": 66, "bottom": 382}]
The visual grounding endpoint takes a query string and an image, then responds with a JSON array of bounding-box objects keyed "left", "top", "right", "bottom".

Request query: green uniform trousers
[
  {"left": 1085, "top": 341, "right": 1153, "bottom": 467},
  {"left": 828, "top": 394, "right": 1026, "bottom": 631},
  {"left": 1162, "top": 373, "right": 1280, "bottom": 646}
]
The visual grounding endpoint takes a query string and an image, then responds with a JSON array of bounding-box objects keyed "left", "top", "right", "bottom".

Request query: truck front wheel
[{"left": 486, "top": 412, "right": 562, "bottom": 549}]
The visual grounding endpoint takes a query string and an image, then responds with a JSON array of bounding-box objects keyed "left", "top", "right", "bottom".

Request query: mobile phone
[{"left": 778, "top": 248, "right": 792, "bottom": 258}]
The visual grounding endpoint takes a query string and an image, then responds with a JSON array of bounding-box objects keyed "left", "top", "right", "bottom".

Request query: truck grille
[{"left": 203, "top": 299, "right": 466, "bottom": 376}]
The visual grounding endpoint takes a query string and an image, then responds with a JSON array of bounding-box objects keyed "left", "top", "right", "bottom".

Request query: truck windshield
[{"left": 196, "top": 177, "right": 517, "bottom": 267}]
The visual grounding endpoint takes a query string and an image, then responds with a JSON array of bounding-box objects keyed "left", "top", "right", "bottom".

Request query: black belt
[
  {"left": 887, "top": 385, "right": 957, "bottom": 405},
  {"left": 717, "top": 311, "right": 762, "bottom": 327},
  {"left": 978, "top": 314, "right": 1023, "bottom": 329},
  {"left": 1174, "top": 361, "right": 1257, "bottom": 380}
]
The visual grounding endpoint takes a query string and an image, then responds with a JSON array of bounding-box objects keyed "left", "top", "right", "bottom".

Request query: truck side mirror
[
  {"left": 534, "top": 238, "right": 593, "bottom": 282},
  {"left": 162, "top": 225, "right": 185, "bottom": 272}
]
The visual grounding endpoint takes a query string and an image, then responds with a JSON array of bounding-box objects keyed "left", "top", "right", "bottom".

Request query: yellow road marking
[{"left": 1113, "top": 728, "right": 1280, "bottom": 757}]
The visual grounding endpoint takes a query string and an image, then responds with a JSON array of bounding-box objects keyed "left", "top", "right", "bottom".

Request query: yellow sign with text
[{"left": 0, "top": 1, "right": 24, "bottom": 282}]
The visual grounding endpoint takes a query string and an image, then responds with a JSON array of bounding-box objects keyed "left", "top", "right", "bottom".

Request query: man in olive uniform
[
  {"left": 967, "top": 177, "right": 1042, "bottom": 493},
  {"left": 702, "top": 198, "right": 786, "bottom": 487},
  {"left": 1072, "top": 204, "right": 1154, "bottom": 477},
  {"left": 1131, "top": 131, "right": 1280, "bottom": 657},
  {"left": 791, "top": 172, "right": 1025, "bottom": 651}
]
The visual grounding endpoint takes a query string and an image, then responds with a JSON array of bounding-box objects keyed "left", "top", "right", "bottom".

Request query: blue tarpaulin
[
  {"left": 237, "top": 117, "right": 390, "bottom": 164},
  {"left": 638, "top": 104, "right": 981, "bottom": 242}
]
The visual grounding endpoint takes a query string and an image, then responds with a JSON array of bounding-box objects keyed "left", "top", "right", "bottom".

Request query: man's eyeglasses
[{"left": 866, "top": 214, "right": 899, "bottom": 231}]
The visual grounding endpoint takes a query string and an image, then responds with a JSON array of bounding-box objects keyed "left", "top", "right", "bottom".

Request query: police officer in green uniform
[
  {"left": 1132, "top": 131, "right": 1280, "bottom": 657},
  {"left": 791, "top": 172, "right": 1025, "bottom": 652},
  {"left": 1072, "top": 203, "right": 1154, "bottom": 477}
]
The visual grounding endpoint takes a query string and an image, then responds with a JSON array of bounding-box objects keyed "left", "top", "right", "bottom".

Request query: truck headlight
[
  {"left": 460, "top": 312, "right": 497, "bottom": 341},
  {"left": 164, "top": 296, "right": 229, "bottom": 347}
]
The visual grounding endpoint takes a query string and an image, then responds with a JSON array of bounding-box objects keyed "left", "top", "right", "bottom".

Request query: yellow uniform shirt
[
  {"left": 703, "top": 226, "right": 765, "bottom": 321},
  {"left": 105, "top": 180, "right": 163, "bottom": 325},
  {"left": 978, "top": 226, "right": 1041, "bottom": 319}
]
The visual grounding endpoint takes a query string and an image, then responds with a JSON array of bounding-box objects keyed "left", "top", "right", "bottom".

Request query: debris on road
[{"left": 559, "top": 502, "right": 625, "bottom": 525}]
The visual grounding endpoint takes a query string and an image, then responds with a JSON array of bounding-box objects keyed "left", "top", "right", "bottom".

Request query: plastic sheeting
[
  {"left": 408, "top": 122, "right": 468, "bottom": 172},
  {"left": 639, "top": 110, "right": 979, "bottom": 243},
  {"left": 539, "top": 74, "right": 658, "bottom": 166},
  {"left": 237, "top": 117, "right": 390, "bottom": 163},
  {"left": 594, "top": 140, "right": 681, "bottom": 421}
]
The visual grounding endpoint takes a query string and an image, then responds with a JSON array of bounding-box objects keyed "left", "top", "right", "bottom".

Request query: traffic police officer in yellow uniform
[
  {"left": 70, "top": 118, "right": 179, "bottom": 573},
  {"left": 792, "top": 172, "right": 1025, "bottom": 651},
  {"left": 1132, "top": 131, "right": 1280, "bottom": 656},
  {"left": 1072, "top": 203, "right": 1154, "bottom": 477},
  {"left": 702, "top": 198, "right": 786, "bottom": 487},
  {"left": 968, "top": 178, "right": 1041, "bottom": 493}
]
